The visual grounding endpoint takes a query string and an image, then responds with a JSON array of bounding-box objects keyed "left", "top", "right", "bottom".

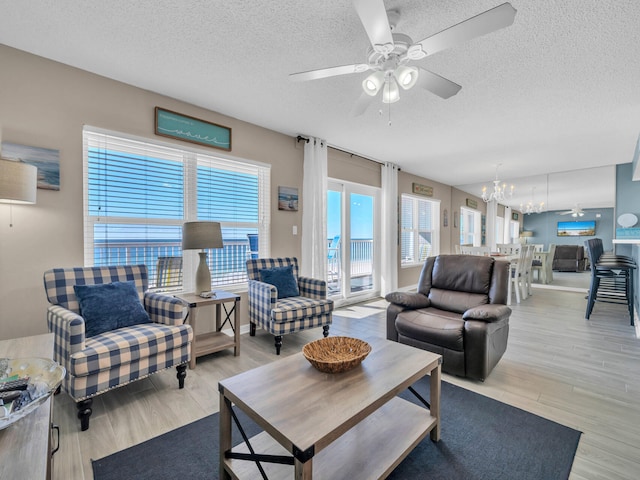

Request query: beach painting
[
  {"left": 557, "top": 220, "right": 596, "bottom": 236},
  {"left": 278, "top": 186, "right": 299, "bottom": 211},
  {"left": 1, "top": 141, "right": 60, "bottom": 190}
]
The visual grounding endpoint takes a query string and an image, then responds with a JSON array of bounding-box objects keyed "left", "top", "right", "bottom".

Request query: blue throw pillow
[
  {"left": 259, "top": 266, "right": 300, "bottom": 299},
  {"left": 74, "top": 281, "right": 151, "bottom": 337}
]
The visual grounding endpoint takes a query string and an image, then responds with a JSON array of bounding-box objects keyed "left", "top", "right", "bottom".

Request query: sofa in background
[
  {"left": 386, "top": 254, "right": 511, "bottom": 381},
  {"left": 552, "top": 245, "right": 587, "bottom": 272}
]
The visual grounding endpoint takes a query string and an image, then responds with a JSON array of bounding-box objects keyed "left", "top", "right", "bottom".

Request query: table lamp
[
  {"left": 520, "top": 231, "right": 533, "bottom": 243},
  {"left": 182, "top": 221, "right": 223, "bottom": 294}
]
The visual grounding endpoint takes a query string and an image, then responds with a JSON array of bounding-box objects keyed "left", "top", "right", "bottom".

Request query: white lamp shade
[
  {"left": 362, "top": 71, "right": 385, "bottom": 96},
  {"left": 0, "top": 158, "right": 37, "bottom": 204},
  {"left": 382, "top": 78, "right": 400, "bottom": 104},
  {"left": 395, "top": 65, "right": 419, "bottom": 90},
  {"left": 182, "top": 221, "right": 223, "bottom": 250}
]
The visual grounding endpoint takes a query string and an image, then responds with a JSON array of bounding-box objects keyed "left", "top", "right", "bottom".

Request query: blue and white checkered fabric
[
  {"left": 246, "top": 257, "right": 333, "bottom": 337},
  {"left": 43, "top": 265, "right": 192, "bottom": 402}
]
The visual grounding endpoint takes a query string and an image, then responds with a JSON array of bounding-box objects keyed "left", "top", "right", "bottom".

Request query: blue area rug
[{"left": 93, "top": 378, "right": 581, "bottom": 479}]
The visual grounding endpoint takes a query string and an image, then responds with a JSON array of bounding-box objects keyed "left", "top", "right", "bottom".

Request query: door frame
[{"left": 327, "top": 179, "right": 381, "bottom": 307}]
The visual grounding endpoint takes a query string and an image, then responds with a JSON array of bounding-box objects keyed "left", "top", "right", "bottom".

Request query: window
[
  {"left": 460, "top": 207, "right": 481, "bottom": 246},
  {"left": 83, "top": 127, "right": 270, "bottom": 291},
  {"left": 401, "top": 194, "right": 440, "bottom": 266}
]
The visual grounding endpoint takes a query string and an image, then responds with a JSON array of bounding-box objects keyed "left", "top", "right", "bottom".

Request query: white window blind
[
  {"left": 401, "top": 194, "right": 440, "bottom": 266},
  {"left": 83, "top": 126, "right": 270, "bottom": 290}
]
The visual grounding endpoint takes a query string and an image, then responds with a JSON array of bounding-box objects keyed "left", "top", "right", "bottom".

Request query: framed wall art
[
  {"left": 278, "top": 186, "right": 299, "bottom": 211},
  {"left": 1, "top": 141, "right": 60, "bottom": 190},
  {"left": 155, "top": 107, "right": 231, "bottom": 151}
]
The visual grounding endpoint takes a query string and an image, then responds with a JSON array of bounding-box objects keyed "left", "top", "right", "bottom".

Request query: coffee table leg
[
  {"left": 430, "top": 362, "right": 441, "bottom": 441},
  {"left": 219, "top": 393, "right": 232, "bottom": 479},
  {"left": 295, "top": 457, "right": 313, "bottom": 479}
]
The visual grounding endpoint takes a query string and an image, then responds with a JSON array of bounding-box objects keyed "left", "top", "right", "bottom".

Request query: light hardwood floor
[{"left": 52, "top": 285, "right": 640, "bottom": 479}]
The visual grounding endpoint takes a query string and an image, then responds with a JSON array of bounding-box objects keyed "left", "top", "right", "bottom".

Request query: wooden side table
[
  {"left": 0, "top": 333, "right": 56, "bottom": 480},
  {"left": 175, "top": 291, "right": 241, "bottom": 369}
]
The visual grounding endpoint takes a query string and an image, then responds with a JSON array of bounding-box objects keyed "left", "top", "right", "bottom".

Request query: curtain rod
[{"left": 296, "top": 135, "right": 395, "bottom": 169}]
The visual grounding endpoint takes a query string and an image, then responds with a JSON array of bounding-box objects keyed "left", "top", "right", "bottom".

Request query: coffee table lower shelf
[{"left": 223, "top": 397, "right": 436, "bottom": 480}]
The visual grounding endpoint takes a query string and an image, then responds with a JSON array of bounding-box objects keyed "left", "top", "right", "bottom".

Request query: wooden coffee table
[{"left": 218, "top": 337, "right": 442, "bottom": 479}]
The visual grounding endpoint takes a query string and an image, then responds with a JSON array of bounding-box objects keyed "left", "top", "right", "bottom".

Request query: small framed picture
[
  {"left": 278, "top": 186, "right": 299, "bottom": 211},
  {"left": 512, "top": 212, "right": 519, "bottom": 221}
]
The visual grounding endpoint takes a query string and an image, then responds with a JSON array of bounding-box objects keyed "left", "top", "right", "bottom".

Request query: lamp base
[{"left": 195, "top": 251, "right": 211, "bottom": 294}]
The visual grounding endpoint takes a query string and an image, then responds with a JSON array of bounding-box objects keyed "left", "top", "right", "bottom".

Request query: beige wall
[
  {"left": 0, "top": 45, "right": 304, "bottom": 340},
  {"left": 0, "top": 45, "right": 503, "bottom": 339},
  {"left": 397, "top": 170, "right": 453, "bottom": 288},
  {"left": 328, "top": 148, "right": 381, "bottom": 187}
]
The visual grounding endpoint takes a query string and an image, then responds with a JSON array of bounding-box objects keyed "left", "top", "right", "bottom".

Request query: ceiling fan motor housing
[{"left": 366, "top": 33, "right": 414, "bottom": 68}]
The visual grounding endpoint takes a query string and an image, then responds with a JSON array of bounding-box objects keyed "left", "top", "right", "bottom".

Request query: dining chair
[
  {"left": 460, "top": 246, "right": 490, "bottom": 256},
  {"left": 507, "top": 245, "right": 528, "bottom": 305},
  {"left": 531, "top": 244, "right": 556, "bottom": 285},
  {"left": 522, "top": 244, "right": 536, "bottom": 297}
]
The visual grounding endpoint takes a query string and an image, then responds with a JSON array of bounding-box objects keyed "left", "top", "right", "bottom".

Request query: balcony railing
[
  {"left": 94, "top": 237, "right": 375, "bottom": 291},
  {"left": 94, "top": 239, "right": 252, "bottom": 289}
]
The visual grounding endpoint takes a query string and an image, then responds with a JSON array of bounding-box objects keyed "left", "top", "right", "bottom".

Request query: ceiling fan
[
  {"left": 289, "top": 1, "right": 517, "bottom": 114},
  {"left": 558, "top": 205, "right": 585, "bottom": 217}
]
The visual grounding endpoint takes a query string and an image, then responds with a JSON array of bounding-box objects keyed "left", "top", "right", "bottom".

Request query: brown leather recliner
[{"left": 386, "top": 255, "right": 511, "bottom": 381}]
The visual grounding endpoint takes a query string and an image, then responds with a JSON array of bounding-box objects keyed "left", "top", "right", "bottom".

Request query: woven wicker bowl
[{"left": 302, "top": 337, "right": 372, "bottom": 374}]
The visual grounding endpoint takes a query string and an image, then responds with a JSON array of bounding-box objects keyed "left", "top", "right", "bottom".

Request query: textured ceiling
[{"left": 1, "top": 0, "right": 638, "bottom": 211}]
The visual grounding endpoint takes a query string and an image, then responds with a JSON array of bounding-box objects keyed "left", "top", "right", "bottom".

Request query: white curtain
[
  {"left": 486, "top": 199, "right": 498, "bottom": 252},
  {"left": 503, "top": 206, "right": 512, "bottom": 243},
  {"left": 380, "top": 162, "right": 399, "bottom": 296},
  {"left": 301, "top": 137, "right": 328, "bottom": 279}
]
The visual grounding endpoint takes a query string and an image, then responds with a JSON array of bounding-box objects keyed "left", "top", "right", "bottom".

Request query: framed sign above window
[{"left": 155, "top": 107, "right": 231, "bottom": 151}]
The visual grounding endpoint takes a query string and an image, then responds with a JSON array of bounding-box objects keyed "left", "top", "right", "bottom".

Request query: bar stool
[{"left": 584, "top": 238, "right": 636, "bottom": 325}]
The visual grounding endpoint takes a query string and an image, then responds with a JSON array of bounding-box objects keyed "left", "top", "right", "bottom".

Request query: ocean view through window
[{"left": 83, "top": 127, "right": 270, "bottom": 291}]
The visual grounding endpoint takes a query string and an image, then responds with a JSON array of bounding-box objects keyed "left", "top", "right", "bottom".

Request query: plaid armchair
[
  {"left": 43, "top": 265, "right": 193, "bottom": 431},
  {"left": 247, "top": 257, "right": 333, "bottom": 354}
]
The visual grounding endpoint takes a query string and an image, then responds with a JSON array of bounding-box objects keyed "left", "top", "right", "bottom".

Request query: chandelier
[
  {"left": 482, "top": 164, "right": 514, "bottom": 203},
  {"left": 520, "top": 188, "right": 545, "bottom": 214}
]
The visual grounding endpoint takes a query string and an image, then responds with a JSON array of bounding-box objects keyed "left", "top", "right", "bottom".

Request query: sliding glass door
[{"left": 327, "top": 180, "right": 380, "bottom": 304}]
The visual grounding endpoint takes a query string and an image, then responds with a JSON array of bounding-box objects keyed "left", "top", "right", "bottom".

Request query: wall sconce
[{"left": 0, "top": 158, "right": 37, "bottom": 227}]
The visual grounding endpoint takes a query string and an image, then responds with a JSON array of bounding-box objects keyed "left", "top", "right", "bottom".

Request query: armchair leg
[
  {"left": 176, "top": 364, "right": 187, "bottom": 389},
  {"left": 274, "top": 335, "right": 282, "bottom": 355},
  {"left": 323, "top": 325, "right": 330, "bottom": 337},
  {"left": 77, "top": 398, "right": 93, "bottom": 431},
  {"left": 250, "top": 322, "right": 256, "bottom": 336}
]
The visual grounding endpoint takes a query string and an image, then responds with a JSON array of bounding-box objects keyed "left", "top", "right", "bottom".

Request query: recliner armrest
[
  {"left": 462, "top": 304, "right": 511, "bottom": 323},
  {"left": 385, "top": 291, "right": 431, "bottom": 309}
]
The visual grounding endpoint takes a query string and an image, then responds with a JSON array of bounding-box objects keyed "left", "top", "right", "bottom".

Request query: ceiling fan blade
[
  {"left": 416, "top": 68, "right": 462, "bottom": 99},
  {"left": 416, "top": 2, "right": 517, "bottom": 57},
  {"left": 353, "top": 0, "right": 394, "bottom": 53},
  {"left": 351, "top": 92, "right": 373, "bottom": 117},
  {"left": 289, "top": 64, "right": 369, "bottom": 82}
]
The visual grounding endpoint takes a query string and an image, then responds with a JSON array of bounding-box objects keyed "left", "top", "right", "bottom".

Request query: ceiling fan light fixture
[
  {"left": 362, "top": 71, "right": 385, "bottom": 96},
  {"left": 382, "top": 77, "right": 400, "bottom": 103},
  {"left": 395, "top": 65, "right": 419, "bottom": 90}
]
